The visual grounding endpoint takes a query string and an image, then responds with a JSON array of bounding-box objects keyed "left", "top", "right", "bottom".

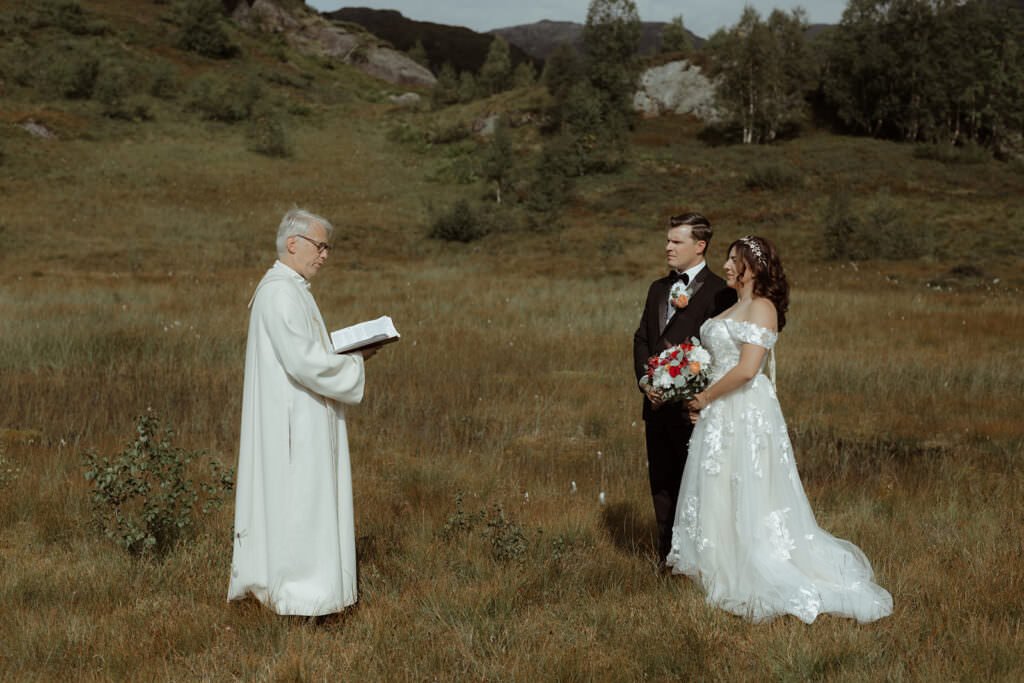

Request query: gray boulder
[
  {"left": 230, "top": 0, "right": 435, "bottom": 88},
  {"left": 633, "top": 60, "right": 720, "bottom": 122}
]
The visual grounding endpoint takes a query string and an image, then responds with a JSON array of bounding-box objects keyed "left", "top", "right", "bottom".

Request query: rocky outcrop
[
  {"left": 633, "top": 60, "right": 720, "bottom": 121},
  {"left": 229, "top": 0, "right": 435, "bottom": 88}
]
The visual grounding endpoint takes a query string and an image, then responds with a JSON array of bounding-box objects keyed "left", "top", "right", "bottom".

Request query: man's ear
[
  {"left": 285, "top": 235, "right": 298, "bottom": 255},
  {"left": 696, "top": 240, "right": 708, "bottom": 256}
]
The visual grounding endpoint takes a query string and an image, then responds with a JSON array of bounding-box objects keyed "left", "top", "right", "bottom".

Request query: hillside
[
  {"left": 325, "top": 7, "right": 541, "bottom": 74},
  {"left": 491, "top": 19, "right": 705, "bottom": 60}
]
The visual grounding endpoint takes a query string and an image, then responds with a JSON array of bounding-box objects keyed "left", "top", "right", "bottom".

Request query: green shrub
[
  {"left": 32, "top": 0, "right": 108, "bottom": 36},
  {"left": 187, "top": 73, "right": 260, "bottom": 122},
  {"left": 386, "top": 121, "right": 425, "bottom": 146},
  {"left": 913, "top": 142, "right": 990, "bottom": 165},
  {"left": 82, "top": 413, "right": 233, "bottom": 556},
  {"left": 174, "top": 0, "right": 238, "bottom": 59},
  {"left": 822, "top": 190, "right": 929, "bottom": 261},
  {"left": 94, "top": 60, "right": 151, "bottom": 120},
  {"left": 863, "top": 191, "right": 928, "bottom": 259},
  {"left": 41, "top": 44, "right": 100, "bottom": 99},
  {"left": 744, "top": 163, "right": 803, "bottom": 190},
  {"left": 148, "top": 62, "right": 179, "bottom": 99},
  {"left": 822, "top": 191, "right": 861, "bottom": 260},
  {"left": 428, "top": 199, "right": 490, "bottom": 242},
  {"left": 440, "top": 492, "right": 529, "bottom": 563},
  {"left": 428, "top": 122, "right": 470, "bottom": 145},
  {"left": 246, "top": 110, "right": 292, "bottom": 157}
]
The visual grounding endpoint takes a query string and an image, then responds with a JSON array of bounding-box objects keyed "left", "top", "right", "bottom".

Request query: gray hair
[{"left": 275, "top": 208, "right": 334, "bottom": 256}]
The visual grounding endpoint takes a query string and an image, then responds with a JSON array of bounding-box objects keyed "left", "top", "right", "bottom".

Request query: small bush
[
  {"left": 440, "top": 492, "right": 529, "bottom": 563},
  {"left": 386, "top": 122, "right": 425, "bottom": 146},
  {"left": 82, "top": 413, "right": 233, "bottom": 556},
  {"left": 41, "top": 45, "right": 100, "bottom": 99},
  {"left": 246, "top": 111, "right": 292, "bottom": 157},
  {"left": 148, "top": 62, "right": 179, "bottom": 99},
  {"left": 33, "top": 0, "right": 108, "bottom": 36},
  {"left": 428, "top": 122, "right": 470, "bottom": 145},
  {"left": 428, "top": 199, "right": 489, "bottom": 242},
  {"left": 863, "top": 192, "right": 927, "bottom": 259},
  {"left": 174, "top": 0, "right": 238, "bottom": 59},
  {"left": 822, "top": 190, "right": 928, "bottom": 261},
  {"left": 744, "top": 163, "right": 803, "bottom": 190},
  {"left": 913, "top": 142, "right": 990, "bottom": 165},
  {"left": 823, "top": 191, "right": 861, "bottom": 260},
  {"left": 187, "top": 74, "right": 260, "bottom": 122},
  {"left": 94, "top": 60, "right": 151, "bottom": 120}
]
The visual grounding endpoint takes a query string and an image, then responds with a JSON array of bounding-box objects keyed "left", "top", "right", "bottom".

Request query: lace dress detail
[{"left": 665, "top": 318, "right": 892, "bottom": 623}]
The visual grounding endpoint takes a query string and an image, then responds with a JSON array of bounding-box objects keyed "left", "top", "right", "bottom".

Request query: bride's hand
[{"left": 687, "top": 392, "right": 710, "bottom": 412}]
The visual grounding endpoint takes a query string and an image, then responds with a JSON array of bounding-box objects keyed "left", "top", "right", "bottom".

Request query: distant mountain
[
  {"left": 490, "top": 20, "right": 705, "bottom": 61},
  {"left": 323, "top": 7, "right": 540, "bottom": 75}
]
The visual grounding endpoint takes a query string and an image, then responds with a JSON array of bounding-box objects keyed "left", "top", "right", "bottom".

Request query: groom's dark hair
[{"left": 669, "top": 213, "right": 713, "bottom": 253}]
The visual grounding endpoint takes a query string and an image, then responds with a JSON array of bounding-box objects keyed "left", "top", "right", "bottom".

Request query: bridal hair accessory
[
  {"left": 669, "top": 280, "right": 690, "bottom": 309},
  {"left": 739, "top": 235, "right": 767, "bottom": 267}
]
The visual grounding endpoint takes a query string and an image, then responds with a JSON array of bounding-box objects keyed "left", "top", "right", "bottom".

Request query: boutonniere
[{"left": 670, "top": 280, "right": 690, "bottom": 309}]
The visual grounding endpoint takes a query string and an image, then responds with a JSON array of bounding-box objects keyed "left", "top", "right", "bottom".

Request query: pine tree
[
  {"left": 431, "top": 62, "right": 459, "bottom": 109},
  {"left": 582, "top": 0, "right": 642, "bottom": 121},
  {"left": 512, "top": 61, "right": 537, "bottom": 89},
  {"left": 408, "top": 39, "right": 429, "bottom": 68},
  {"left": 458, "top": 71, "right": 479, "bottom": 102},
  {"left": 660, "top": 15, "right": 692, "bottom": 55},
  {"left": 479, "top": 36, "right": 512, "bottom": 95},
  {"left": 482, "top": 118, "right": 513, "bottom": 203}
]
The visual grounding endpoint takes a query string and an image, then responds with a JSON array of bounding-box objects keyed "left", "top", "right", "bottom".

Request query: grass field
[{"left": 2, "top": 2, "right": 1024, "bottom": 680}]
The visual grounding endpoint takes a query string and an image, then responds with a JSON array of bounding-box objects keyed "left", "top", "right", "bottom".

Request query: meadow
[{"left": 2, "top": 30, "right": 1024, "bottom": 680}]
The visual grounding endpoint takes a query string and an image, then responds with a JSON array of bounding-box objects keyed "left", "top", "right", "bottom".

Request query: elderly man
[{"left": 228, "top": 208, "right": 374, "bottom": 616}]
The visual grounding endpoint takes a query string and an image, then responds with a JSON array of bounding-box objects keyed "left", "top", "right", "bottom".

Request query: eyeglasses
[{"left": 294, "top": 234, "right": 332, "bottom": 253}]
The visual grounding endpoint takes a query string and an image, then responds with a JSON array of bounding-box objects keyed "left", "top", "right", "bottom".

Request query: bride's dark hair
[{"left": 729, "top": 235, "right": 790, "bottom": 331}]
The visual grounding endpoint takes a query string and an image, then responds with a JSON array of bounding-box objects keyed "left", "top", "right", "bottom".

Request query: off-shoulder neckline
[{"left": 707, "top": 317, "right": 778, "bottom": 336}]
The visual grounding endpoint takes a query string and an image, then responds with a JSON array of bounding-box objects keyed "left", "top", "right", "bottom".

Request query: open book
[{"left": 330, "top": 316, "right": 400, "bottom": 354}]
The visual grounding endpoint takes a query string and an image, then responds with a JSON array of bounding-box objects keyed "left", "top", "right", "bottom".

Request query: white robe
[{"left": 228, "top": 260, "right": 365, "bottom": 616}]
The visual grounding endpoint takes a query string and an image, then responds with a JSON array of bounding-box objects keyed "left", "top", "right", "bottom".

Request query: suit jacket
[{"left": 633, "top": 266, "right": 737, "bottom": 421}]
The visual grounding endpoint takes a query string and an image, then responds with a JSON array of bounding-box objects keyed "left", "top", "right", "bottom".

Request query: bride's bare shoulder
[{"left": 748, "top": 297, "right": 778, "bottom": 331}]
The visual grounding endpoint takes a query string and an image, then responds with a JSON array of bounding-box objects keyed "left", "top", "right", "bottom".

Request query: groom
[{"left": 633, "top": 213, "right": 736, "bottom": 568}]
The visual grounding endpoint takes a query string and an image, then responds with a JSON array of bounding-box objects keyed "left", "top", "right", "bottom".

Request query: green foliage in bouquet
[{"left": 82, "top": 413, "right": 233, "bottom": 556}]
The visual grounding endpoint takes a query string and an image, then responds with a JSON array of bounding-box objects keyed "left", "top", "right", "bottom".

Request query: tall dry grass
[{"left": 2, "top": 85, "right": 1023, "bottom": 680}]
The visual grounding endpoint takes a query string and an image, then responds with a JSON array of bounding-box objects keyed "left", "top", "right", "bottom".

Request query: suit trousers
[{"left": 645, "top": 405, "right": 694, "bottom": 562}]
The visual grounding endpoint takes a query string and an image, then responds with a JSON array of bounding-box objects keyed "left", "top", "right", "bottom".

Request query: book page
[{"left": 330, "top": 316, "right": 400, "bottom": 354}]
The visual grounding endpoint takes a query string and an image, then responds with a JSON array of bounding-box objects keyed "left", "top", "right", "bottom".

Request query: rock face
[
  {"left": 633, "top": 60, "right": 720, "bottom": 121},
  {"left": 229, "top": 0, "right": 435, "bottom": 88}
]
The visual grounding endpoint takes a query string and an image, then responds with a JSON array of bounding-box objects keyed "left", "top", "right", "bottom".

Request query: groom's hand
[{"left": 642, "top": 384, "right": 665, "bottom": 409}]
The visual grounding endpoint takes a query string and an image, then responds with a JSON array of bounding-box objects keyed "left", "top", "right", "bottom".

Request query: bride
[{"left": 665, "top": 235, "right": 893, "bottom": 623}]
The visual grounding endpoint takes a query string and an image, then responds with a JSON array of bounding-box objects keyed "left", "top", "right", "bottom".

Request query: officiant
[{"left": 228, "top": 208, "right": 378, "bottom": 617}]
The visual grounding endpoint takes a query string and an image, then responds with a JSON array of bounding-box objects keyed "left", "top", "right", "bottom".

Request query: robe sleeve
[{"left": 257, "top": 282, "right": 365, "bottom": 405}]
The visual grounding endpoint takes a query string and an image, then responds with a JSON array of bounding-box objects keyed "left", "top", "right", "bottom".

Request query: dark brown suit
[{"left": 633, "top": 266, "right": 736, "bottom": 561}]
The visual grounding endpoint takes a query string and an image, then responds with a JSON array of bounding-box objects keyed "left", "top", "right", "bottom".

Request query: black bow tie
[{"left": 669, "top": 271, "right": 690, "bottom": 285}]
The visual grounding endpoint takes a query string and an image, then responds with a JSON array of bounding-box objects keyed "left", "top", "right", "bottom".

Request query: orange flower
[
  {"left": 689, "top": 362, "right": 701, "bottom": 374},
  {"left": 672, "top": 293, "right": 689, "bottom": 309}
]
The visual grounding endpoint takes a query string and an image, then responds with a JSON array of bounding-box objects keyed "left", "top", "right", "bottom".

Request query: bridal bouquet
[{"left": 640, "top": 338, "right": 712, "bottom": 404}]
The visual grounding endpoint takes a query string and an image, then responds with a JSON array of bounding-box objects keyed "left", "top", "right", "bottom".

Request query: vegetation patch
[{"left": 82, "top": 413, "right": 233, "bottom": 557}]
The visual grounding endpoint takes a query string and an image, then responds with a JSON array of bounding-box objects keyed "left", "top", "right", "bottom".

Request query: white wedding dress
[{"left": 666, "top": 318, "right": 893, "bottom": 623}]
